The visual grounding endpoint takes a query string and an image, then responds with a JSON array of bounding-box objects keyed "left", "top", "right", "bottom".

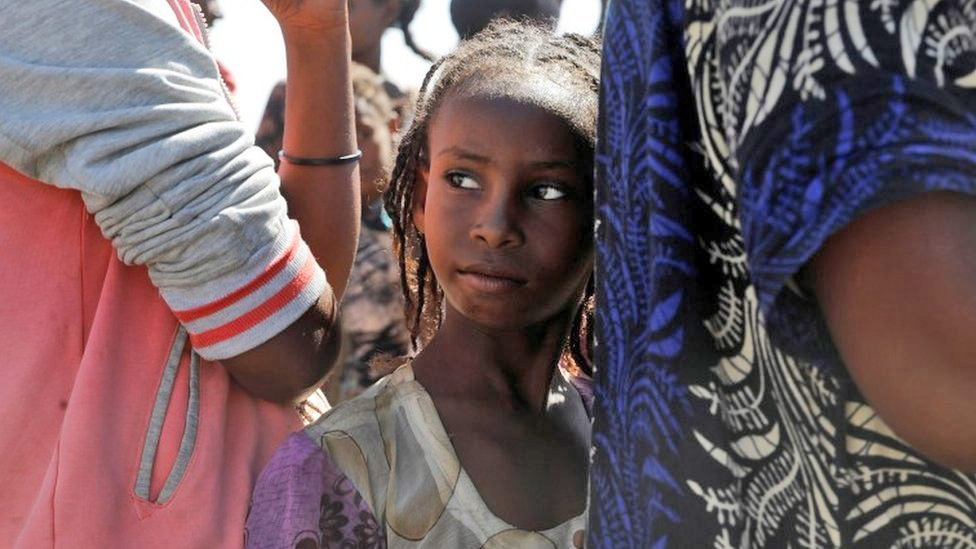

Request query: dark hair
[
  {"left": 383, "top": 21, "right": 600, "bottom": 375},
  {"left": 394, "top": 0, "right": 436, "bottom": 62},
  {"left": 450, "top": 0, "right": 562, "bottom": 40}
]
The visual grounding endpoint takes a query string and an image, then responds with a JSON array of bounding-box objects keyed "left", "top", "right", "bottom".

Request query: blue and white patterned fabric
[{"left": 590, "top": 0, "right": 976, "bottom": 546}]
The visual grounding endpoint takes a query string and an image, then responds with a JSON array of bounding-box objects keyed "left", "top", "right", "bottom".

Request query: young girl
[{"left": 246, "top": 21, "right": 600, "bottom": 548}]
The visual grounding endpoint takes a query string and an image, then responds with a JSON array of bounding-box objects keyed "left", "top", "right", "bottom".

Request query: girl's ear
[{"left": 412, "top": 163, "right": 429, "bottom": 234}]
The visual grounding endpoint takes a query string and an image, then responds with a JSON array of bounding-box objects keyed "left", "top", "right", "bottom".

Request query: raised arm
[
  {"left": 212, "top": 0, "right": 362, "bottom": 403},
  {"left": 0, "top": 0, "right": 358, "bottom": 404},
  {"left": 265, "top": 0, "right": 361, "bottom": 299}
]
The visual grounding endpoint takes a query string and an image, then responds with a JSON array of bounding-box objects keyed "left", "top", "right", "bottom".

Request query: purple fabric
[
  {"left": 246, "top": 374, "right": 592, "bottom": 548},
  {"left": 567, "top": 373, "right": 594, "bottom": 418},
  {"left": 245, "top": 432, "right": 384, "bottom": 549}
]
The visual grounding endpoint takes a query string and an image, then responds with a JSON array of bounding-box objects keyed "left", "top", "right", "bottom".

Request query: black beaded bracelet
[{"left": 278, "top": 149, "right": 363, "bottom": 166}]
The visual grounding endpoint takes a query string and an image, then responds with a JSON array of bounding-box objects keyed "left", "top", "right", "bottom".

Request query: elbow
[
  {"left": 281, "top": 315, "right": 344, "bottom": 404},
  {"left": 227, "top": 319, "right": 342, "bottom": 404},
  {"left": 220, "top": 295, "right": 343, "bottom": 404}
]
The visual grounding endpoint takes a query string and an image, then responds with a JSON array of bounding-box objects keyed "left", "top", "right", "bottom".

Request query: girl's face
[{"left": 413, "top": 95, "right": 593, "bottom": 331}]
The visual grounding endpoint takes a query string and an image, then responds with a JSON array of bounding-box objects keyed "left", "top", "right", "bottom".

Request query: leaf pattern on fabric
[
  {"left": 592, "top": 0, "right": 976, "bottom": 546},
  {"left": 319, "top": 494, "right": 350, "bottom": 543}
]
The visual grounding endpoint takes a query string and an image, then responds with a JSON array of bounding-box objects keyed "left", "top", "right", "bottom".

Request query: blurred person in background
[
  {"left": 350, "top": 0, "right": 433, "bottom": 72},
  {"left": 349, "top": 0, "right": 433, "bottom": 107},
  {"left": 257, "top": 0, "right": 430, "bottom": 146},
  {"left": 192, "top": 0, "right": 221, "bottom": 24},
  {"left": 333, "top": 63, "right": 411, "bottom": 404},
  {"left": 450, "top": 0, "right": 562, "bottom": 40}
]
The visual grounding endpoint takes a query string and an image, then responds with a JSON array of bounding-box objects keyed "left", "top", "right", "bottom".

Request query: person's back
[{"left": 590, "top": 0, "right": 976, "bottom": 546}]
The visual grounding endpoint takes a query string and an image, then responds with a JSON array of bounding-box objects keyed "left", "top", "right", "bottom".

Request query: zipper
[{"left": 187, "top": 1, "right": 242, "bottom": 120}]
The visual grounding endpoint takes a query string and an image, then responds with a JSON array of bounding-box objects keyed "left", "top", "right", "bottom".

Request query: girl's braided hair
[{"left": 382, "top": 20, "right": 601, "bottom": 375}]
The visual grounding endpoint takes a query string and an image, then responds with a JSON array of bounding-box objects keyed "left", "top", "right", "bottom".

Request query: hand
[{"left": 260, "top": 0, "right": 348, "bottom": 33}]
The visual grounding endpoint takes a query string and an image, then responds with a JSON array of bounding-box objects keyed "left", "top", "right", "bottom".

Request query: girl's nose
[{"left": 469, "top": 195, "right": 524, "bottom": 249}]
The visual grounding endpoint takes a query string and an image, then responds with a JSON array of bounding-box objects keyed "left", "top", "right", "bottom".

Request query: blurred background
[{"left": 207, "top": 0, "right": 603, "bottom": 131}]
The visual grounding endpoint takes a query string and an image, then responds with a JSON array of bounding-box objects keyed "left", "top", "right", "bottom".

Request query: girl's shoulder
[
  {"left": 304, "top": 362, "right": 419, "bottom": 440},
  {"left": 246, "top": 365, "right": 422, "bottom": 546},
  {"left": 300, "top": 362, "right": 431, "bottom": 519}
]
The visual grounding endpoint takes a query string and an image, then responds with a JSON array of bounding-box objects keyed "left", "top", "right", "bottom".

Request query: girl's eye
[
  {"left": 531, "top": 183, "right": 567, "bottom": 201},
  {"left": 447, "top": 173, "right": 480, "bottom": 190}
]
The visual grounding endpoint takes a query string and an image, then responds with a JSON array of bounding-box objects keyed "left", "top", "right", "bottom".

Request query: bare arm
[
  {"left": 277, "top": 21, "right": 360, "bottom": 300},
  {"left": 810, "top": 191, "right": 976, "bottom": 471},
  {"left": 221, "top": 0, "right": 359, "bottom": 402}
]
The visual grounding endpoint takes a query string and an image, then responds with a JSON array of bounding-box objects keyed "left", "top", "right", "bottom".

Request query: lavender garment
[
  {"left": 245, "top": 433, "right": 383, "bottom": 549},
  {"left": 566, "top": 373, "right": 594, "bottom": 418}
]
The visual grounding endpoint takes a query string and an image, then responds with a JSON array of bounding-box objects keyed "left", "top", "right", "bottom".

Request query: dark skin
[
  {"left": 356, "top": 101, "right": 397, "bottom": 204},
  {"left": 810, "top": 191, "right": 976, "bottom": 472},
  {"left": 411, "top": 95, "right": 593, "bottom": 530},
  {"left": 222, "top": 295, "right": 342, "bottom": 403},
  {"left": 222, "top": 0, "right": 359, "bottom": 403},
  {"left": 348, "top": 0, "right": 400, "bottom": 73}
]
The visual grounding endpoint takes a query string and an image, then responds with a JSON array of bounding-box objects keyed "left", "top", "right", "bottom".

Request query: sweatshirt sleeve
[{"left": 0, "top": 0, "right": 328, "bottom": 360}]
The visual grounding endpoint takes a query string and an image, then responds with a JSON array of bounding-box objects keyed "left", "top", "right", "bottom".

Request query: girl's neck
[{"left": 412, "top": 306, "right": 573, "bottom": 414}]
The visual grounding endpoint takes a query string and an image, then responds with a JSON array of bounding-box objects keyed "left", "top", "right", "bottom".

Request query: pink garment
[
  {"left": 0, "top": 3, "right": 303, "bottom": 546},
  {"left": 0, "top": 139, "right": 299, "bottom": 549}
]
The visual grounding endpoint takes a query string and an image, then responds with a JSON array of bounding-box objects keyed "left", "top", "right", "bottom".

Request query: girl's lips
[{"left": 457, "top": 270, "right": 526, "bottom": 293}]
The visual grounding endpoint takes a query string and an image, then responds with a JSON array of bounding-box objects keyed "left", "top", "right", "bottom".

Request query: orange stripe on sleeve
[
  {"left": 188, "top": 252, "right": 319, "bottom": 349},
  {"left": 173, "top": 230, "right": 302, "bottom": 324}
]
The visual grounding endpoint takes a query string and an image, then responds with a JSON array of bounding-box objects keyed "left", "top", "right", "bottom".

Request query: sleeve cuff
[{"left": 165, "top": 220, "right": 328, "bottom": 361}]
